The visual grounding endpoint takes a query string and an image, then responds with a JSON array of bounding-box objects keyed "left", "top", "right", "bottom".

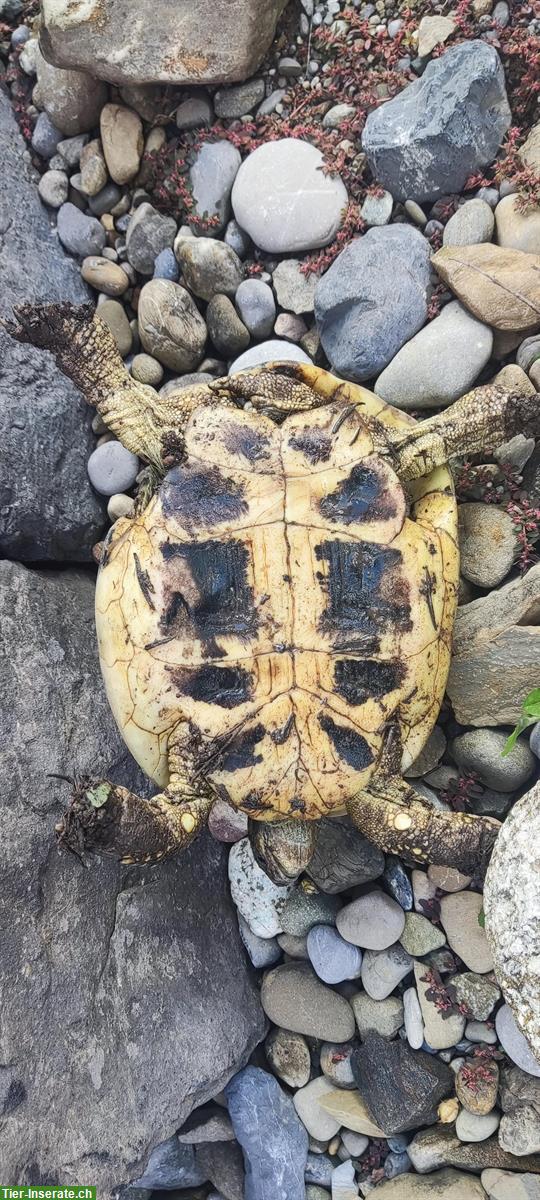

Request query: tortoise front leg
[
  {"left": 211, "top": 364, "right": 326, "bottom": 418},
  {"left": 387, "top": 384, "right": 540, "bottom": 481},
  {"left": 58, "top": 733, "right": 214, "bottom": 864}
]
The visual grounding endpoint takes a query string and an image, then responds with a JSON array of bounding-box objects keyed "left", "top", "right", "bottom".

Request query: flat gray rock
[
  {"left": 314, "top": 225, "right": 431, "bottom": 381},
  {"left": 0, "top": 562, "right": 265, "bottom": 1195},
  {"left": 375, "top": 301, "right": 492, "bottom": 409},
  {"left": 362, "top": 40, "right": 511, "bottom": 202},
  {"left": 0, "top": 90, "right": 105, "bottom": 561}
]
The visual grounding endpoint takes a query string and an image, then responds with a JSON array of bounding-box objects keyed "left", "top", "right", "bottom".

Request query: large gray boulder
[
  {"left": 314, "top": 225, "right": 431, "bottom": 381},
  {"left": 362, "top": 40, "right": 511, "bottom": 203},
  {"left": 0, "top": 562, "right": 265, "bottom": 1194},
  {"left": 39, "top": 0, "right": 288, "bottom": 86},
  {"left": 0, "top": 88, "right": 105, "bottom": 561}
]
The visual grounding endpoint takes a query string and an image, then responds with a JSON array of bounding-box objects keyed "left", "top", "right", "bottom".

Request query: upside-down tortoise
[{"left": 8, "top": 303, "right": 540, "bottom": 884}]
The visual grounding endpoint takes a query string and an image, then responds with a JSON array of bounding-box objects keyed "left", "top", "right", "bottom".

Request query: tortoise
[{"left": 8, "top": 302, "right": 540, "bottom": 884}]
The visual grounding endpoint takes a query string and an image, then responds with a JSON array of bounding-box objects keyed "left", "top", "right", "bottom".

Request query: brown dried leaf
[{"left": 432, "top": 244, "right": 540, "bottom": 331}]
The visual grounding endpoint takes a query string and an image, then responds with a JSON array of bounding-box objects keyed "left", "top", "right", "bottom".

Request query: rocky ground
[{"left": 1, "top": 0, "right": 540, "bottom": 1197}]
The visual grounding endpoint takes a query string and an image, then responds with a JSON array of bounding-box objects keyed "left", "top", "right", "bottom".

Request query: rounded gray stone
[
  {"left": 176, "top": 236, "right": 244, "bottom": 301},
  {"left": 87, "top": 440, "right": 139, "bottom": 496},
  {"left": 189, "top": 140, "right": 242, "bottom": 233},
  {"left": 452, "top": 729, "right": 536, "bottom": 792},
  {"left": 56, "top": 202, "right": 106, "bottom": 257},
  {"left": 235, "top": 279, "right": 276, "bottom": 339},
  {"left": 265, "top": 1026, "right": 311, "bottom": 1089},
  {"left": 261, "top": 961, "right": 355, "bottom": 1042},
  {"left": 206, "top": 294, "right": 250, "bottom": 357},
  {"left": 138, "top": 279, "right": 207, "bottom": 371},
  {"left": 307, "top": 924, "right": 362, "bottom": 984},
  {"left": 458, "top": 503, "right": 517, "bottom": 588},
  {"left": 38, "top": 168, "right": 69, "bottom": 208},
  {"left": 495, "top": 1006, "right": 540, "bottom": 1077},
  {"left": 443, "top": 199, "right": 495, "bottom": 246},
  {"left": 336, "top": 889, "right": 406, "bottom": 950},
  {"left": 126, "top": 202, "right": 177, "bottom": 275},
  {"left": 229, "top": 339, "right": 312, "bottom": 374},
  {"left": 314, "top": 224, "right": 431, "bottom": 382},
  {"left": 31, "top": 111, "right": 63, "bottom": 158},
  {"left": 228, "top": 837, "right": 292, "bottom": 939},
  {"left": 280, "top": 886, "right": 341, "bottom": 937},
  {"left": 375, "top": 301, "right": 492, "bottom": 409},
  {"left": 352, "top": 992, "right": 404, "bottom": 1039},
  {"left": 273, "top": 258, "right": 317, "bottom": 314},
  {"left": 361, "top": 943, "right": 413, "bottom": 1000},
  {"left": 214, "top": 78, "right": 265, "bottom": 118},
  {"left": 175, "top": 93, "right": 213, "bottom": 131},
  {"left": 360, "top": 189, "right": 394, "bottom": 226},
  {"left": 362, "top": 40, "right": 511, "bottom": 203},
  {"left": 231, "top": 138, "right": 348, "bottom": 254}
]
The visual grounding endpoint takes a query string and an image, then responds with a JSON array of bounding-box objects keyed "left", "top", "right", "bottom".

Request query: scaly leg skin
[
  {"left": 57, "top": 731, "right": 214, "bottom": 864},
  {"left": 346, "top": 725, "right": 500, "bottom": 880},
  {"left": 211, "top": 364, "right": 326, "bottom": 419},
  {"left": 2, "top": 302, "right": 235, "bottom": 472},
  {"left": 388, "top": 384, "right": 540, "bottom": 481},
  {"left": 249, "top": 817, "right": 317, "bottom": 884}
]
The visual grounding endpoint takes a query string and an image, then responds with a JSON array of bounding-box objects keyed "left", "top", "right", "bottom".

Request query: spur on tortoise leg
[{"left": 7, "top": 302, "right": 540, "bottom": 882}]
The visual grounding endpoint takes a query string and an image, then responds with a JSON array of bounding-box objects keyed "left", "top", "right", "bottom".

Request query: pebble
[
  {"left": 265, "top": 1026, "right": 311, "bottom": 1089},
  {"left": 341, "top": 1131, "right": 368, "bottom": 1157},
  {"left": 352, "top": 993, "right": 403, "bottom": 1039},
  {"left": 417, "top": 13, "right": 456, "bottom": 55},
  {"left": 57, "top": 133, "right": 88, "bottom": 168},
  {"left": 273, "top": 259, "right": 317, "bottom": 314},
  {"left": 360, "top": 189, "right": 394, "bottom": 227},
  {"left": 100, "top": 103, "right": 144, "bottom": 185},
  {"left": 138, "top": 279, "right": 207, "bottom": 372},
  {"left": 38, "top": 169, "right": 68, "bottom": 208},
  {"left": 361, "top": 943, "right": 413, "bottom": 1000},
  {"left": 274, "top": 313, "right": 307, "bottom": 342},
  {"left": 459, "top": 502, "right": 517, "bottom": 588},
  {"left": 375, "top": 301, "right": 492, "bottom": 409},
  {"left": 405, "top": 199, "right": 427, "bottom": 226},
  {"left": 34, "top": 49, "right": 107, "bottom": 136},
  {"left": 79, "top": 138, "right": 107, "bottom": 197},
  {"left": 226, "top": 1066, "right": 308, "bottom": 1200},
  {"left": 412, "top": 869, "right": 438, "bottom": 915},
  {"left": 107, "top": 493, "right": 135, "bottom": 522},
  {"left": 322, "top": 103, "right": 356, "bottom": 129},
  {"left": 177, "top": 237, "right": 244, "bottom": 301},
  {"left": 231, "top": 139, "right": 348, "bottom": 254},
  {"left": 307, "top": 925, "right": 362, "bottom": 985},
  {"left": 81, "top": 256, "right": 129, "bottom": 296},
  {"left": 31, "top": 111, "right": 63, "bottom": 159},
  {"left": 175, "top": 93, "right": 214, "bottom": 131},
  {"left": 261, "top": 962, "right": 355, "bottom": 1042},
  {"left": 56, "top": 202, "right": 106, "bottom": 258},
  {"left": 452, "top": 973, "right": 500, "bottom": 1021},
  {"left": 126, "top": 203, "right": 177, "bottom": 275},
  {"left": 399, "top": 913, "right": 446, "bottom": 957},
  {"left": 238, "top": 913, "right": 281, "bottom": 969},
  {"left": 189, "top": 140, "right": 242, "bottom": 233},
  {"left": 88, "top": 183, "right": 122, "bottom": 217},
  {"left": 229, "top": 340, "right": 312, "bottom": 373},
  {"left": 495, "top": 194, "right": 540, "bottom": 256},
  {"left": 481, "top": 1169, "right": 540, "bottom": 1200},
  {"left": 214, "top": 78, "right": 265, "bottom": 118},
  {"left": 498, "top": 1106, "right": 540, "bottom": 1155},
  {"left": 404, "top": 986, "right": 424, "bottom": 1049},
  {"left": 362, "top": 40, "right": 510, "bottom": 202},
  {"left": 257, "top": 88, "right": 287, "bottom": 116},
  {"left": 452, "top": 729, "right": 536, "bottom": 792},
  {"left": 277, "top": 932, "right": 309, "bottom": 959},
  {"left": 317, "top": 1088, "right": 385, "bottom": 1137},
  {"left": 294, "top": 1077, "right": 342, "bottom": 1141},
  {"left": 427, "top": 865, "right": 471, "bottom": 893},
  {"left": 456, "top": 1109, "right": 500, "bottom": 1142},
  {"left": 224, "top": 219, "right": 252, "bottom": 259},
  {"left": 308, "top": 818, "right": 384, "bottom": 895},
  {"left": 228, "top": 838, "right": 292, "bottom": 938},
  {"left": 495, "top": 1006, "right": 540, "bottom": 1078},
  {"left": 456, "top": 1057, "right": 499, "bottom": 1115},
  {"left": 207, "top": 799, "right": 247, "bottom": 843},
  {"left": 306, "top": 1190, "right": 331, "bottom": 1200},
  {"left": 336, "top": 889, "right": 405, "bottom": 950},
  {"left": 439, "top": 892, "right": 493, "bottom": 973},
  {"left": 281, "top": 885, "right": 341, "bottom": 937},
  {"left": 414, "top": 962, "right": 466, "bottom": 1050},
  {"left": 97, "top": 299, "right": 133, "bottom": 357},
  {"left": 352, "top": 1032, "right": 455, "bottom": 1135},
  {"left": 320, "top": 1043, "right": 356, "bottom": 1090},
  {"left": 235, "top": 279, "right": 276, "bottom": 339},
  {"left": 87, "top": 441, "right": 139, "bottom": 496},
  {"left": 466, "top": 1020, "right": 497, "bottom": 1044},
  {"left": 331, "top": 1160, "right": 357, "bottom": 1200},
  {"left": 130, "top": 353, "right": 163, "bottom": 387},
  {"left": 443, "top": 199, "right": 495, "bottom": 246},
  {"left": 205, "top": 294, "right": 249, "bottom": 357},
  {"left": 314, "top": 225, "right": 431, "bottom": 381}
]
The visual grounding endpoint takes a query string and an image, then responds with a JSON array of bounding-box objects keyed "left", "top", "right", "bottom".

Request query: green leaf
[
  {"left": 478, "top": 907, "right": 485, "bottom": 929},
  {"left": 522, "top": 688, "right": 540, "bottom": 719},
  {"left": 85, "top": 783, "right": 111, "bottom": 809},
  {"left": 501, "top": 687, "right": 540, "bottom": 755}
]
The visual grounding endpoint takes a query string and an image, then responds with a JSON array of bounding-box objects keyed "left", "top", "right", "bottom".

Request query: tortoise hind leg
[
  {"left": 58, "top": 734, "right": 213, "bottom": 864},
  {"left": 388, "top": 384, "right": 540, "bottom": 481},
  {"left": 347, "top": 776, "right": 499, "bottom": 880},
  {"left": 249, "top": 818, "right": 317, "bottom": 884}
]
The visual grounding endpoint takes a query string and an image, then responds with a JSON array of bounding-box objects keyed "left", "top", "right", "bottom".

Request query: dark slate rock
[
  {"left": 133, "top": 1138, "right": 205, "bottom": 1189},
  {"left": 351, "top": 1033, "right": 454, "bottom": 1135},
  {"left": 362, "top": 40, "right": 511, "bottom": 203},
  {"left": 196, "top": 1140, "right": 245, "bottom": 1200},
  {"left": 0, "top": 563, "right": 265, "bottom": 1195},
  {"left": 307, "top": 816, "right": 384, "bottom": 893},
  {"left": 225, "top": 1067, "right": 308, "bottom": 1200},
  {"left": 383, "top": 856, "right": 413, "bottom": 910},
  {"left": 305, "top": 1152, "right": 335, "bottom": 1187},
  {"left": 0, "top": 90, "right": 105, "bottom": 561},
  {"left": 314, "top": 226, "right": 431, "bottom": 381}
]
